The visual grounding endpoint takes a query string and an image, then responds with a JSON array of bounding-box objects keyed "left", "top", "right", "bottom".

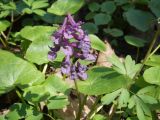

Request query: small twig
[
  {"left": 108, "top": 103, "right": 117, "bottom": 120},
  {"left": 1, "top": 32, "right": 7, "bottom": 39},
  {"left": 0, "top": 37, "right": 7, "bottom": 48}
]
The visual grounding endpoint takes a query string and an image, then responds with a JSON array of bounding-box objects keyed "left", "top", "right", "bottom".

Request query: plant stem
[
  {"left": 0, "top": 37, "right": 7, "bottom": 48},
  {"left": 74, "top": 80, "right": 82, "bottom": 120},
  {"left": 76, "top": 95, "right": 88, "bottom": 120},
  {"left": 86, "top": 96, "right": 101, "bottom": 120},
  {"left": 42, "top": 113, "right": 56, "bottom": 120},
  {"left": 133, "top": 26, "right": 160, "bottom": 80},
  {"left": 1, "top": 32, "right": 7, "bottom": 39},
  {"left": 148, "top": 44, "right": 160, "bottom": 59},
  {"left": 16, "top": 89, "right": 25, "bottom": 103}
]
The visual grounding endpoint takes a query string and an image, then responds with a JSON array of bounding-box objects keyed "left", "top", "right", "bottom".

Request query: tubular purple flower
[{"left": 48, "top": 13, "right": 97, "bottom": 80}]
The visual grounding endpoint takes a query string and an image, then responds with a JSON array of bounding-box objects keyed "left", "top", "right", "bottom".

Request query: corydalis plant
[{"left": 48, "top": 14, "right": 96, "bottom": 80}]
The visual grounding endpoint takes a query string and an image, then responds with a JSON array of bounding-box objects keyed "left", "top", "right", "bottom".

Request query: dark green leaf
[
  {"left": 124, "top": 9, "right": 154, "bottom": 32},
  {"left": 88, "top": 2, "right": 100, "bottom": 12},
  {"left": 101, "top": 1, "right": 116, "bottom": 14},
  {"left": 82, "top": 23, "right": 98, "bottom": 34},
  {"left": 149, "top": 0, "right": 160, "bottom": 17},
  {"left": 94, "top": 13, "right": 111, "bottom": 25},
  {"left": 124, "top": 35, "right": 146, "bottom": 47},
  {"left": 103, "top": 28, "right": 123, "bottom": 37}
]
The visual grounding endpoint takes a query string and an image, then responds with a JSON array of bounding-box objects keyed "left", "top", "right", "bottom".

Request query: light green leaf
[
  {"left": 6, "top": 103, "right": 42, "bottom": 120},
  {"left": 33, "top": 9, "right": 46, "bottom": 16},
  {"left": 32, "top": 0, "right": 49, "bottom": 9},
  {"left": 47, "top": 95, "right": 69, "bottom": 110},
  {"left": 89, "top": 34, "right": 106, "bottom": 51},
  {"left": 118, "top": 88, "right": 130, "bottom": 108},
  {"left": 23, "top": 85, "right": 50, "bottom": 103},
  {"left": 44, "top": 74, "right": 71, "bottom": 96},
  {"left": 103, "top": 28, "right": 123, "bottom": 37},
  {"left": 88, "top": 2, "right": 100, "bottom": 12},
  {"left": 20, "top": 26, "right": 56, "bottom": 41},
  {"left": 124, "top": 55, "right": 141, "bottom": 79},
  {"left": 124, "top": 35, "right": 146, "bottom": 47},
  {"left": 25, "top": 35, "right": 52, "bottom": 65},
  {"left": 0, "top": 50, "right": 45, "bottom": 95},
  {"left": 22, "top": 8, "right": 33, "bottom": 14},
  {"left": 101, "top": 89, "right": 121, "bottom": 105},
  {"left": 0, "top": 20, "right": 10, "bottom": 32},
  {"left": 94, "top": 13, "right": 111, "bottom": 25},
  {"left": 77, "top": 67, "right": 130, "bottom": 95},
  {"left": 149, "top": 0, "right": 160, "bottom": 18},
  {"left": 82, "top": 23, "right": 98, "bottom": 34},
  {"left": 47, "top": 0, "right": 84, "bottom": 15},
  {"left": 92, "top": 114, "right": 108, "bottom": 120},
  {"left": 145, "top": 55, "right": 160, "bottom": 67},
  {"left": 101, "top": 1, "right": 116, "bottom": 14},
  {"left": 143, "top": 66, "right": 160, "bottom": 85},
  {"left": 107, "top": 54, "right": 126, "bottom": 75},
  {"left": 124, "top": 9, "right": 154, "bottom": 32}
]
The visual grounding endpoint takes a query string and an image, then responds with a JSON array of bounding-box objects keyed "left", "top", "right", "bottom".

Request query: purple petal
[{"left": 48, "top": 51, "right": 57, "bottom": 61}]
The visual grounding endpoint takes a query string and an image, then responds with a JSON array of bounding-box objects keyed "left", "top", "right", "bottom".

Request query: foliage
[{"left": 0, "top": 0, "right": 160, "bottom": 120}]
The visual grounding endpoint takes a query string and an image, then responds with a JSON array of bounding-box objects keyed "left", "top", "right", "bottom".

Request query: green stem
[
  {"left": 133, "top": 27, "right": 160, "bottom": 80},
  {"left": 147, "top": 44, "right": 160, "bottom": 59},
  {"left": 16, "top": 89, "right": 25, "bottom": 103},
  {"left": 42, "top": 113, "right": 56, "bottom": 120},
  {"left": 76, "top": 95, "right": 88, "bottom": 120},
  {"left": 108, "top": 103, "right": 117, "bottom": 120},
  {"left": 74, "top": 80, "right": 82, "bottom": 120},
  {"left": 0, "top": 37, "right": 7, "bottom": 48},
  {"left": 86, "top": 96, "right": 101, "bottom": 120}
]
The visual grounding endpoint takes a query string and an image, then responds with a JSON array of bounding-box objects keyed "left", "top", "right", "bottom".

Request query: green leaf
[
  {"left": 124, "top": 9, "right": 154, "bottom": 32},
  {"left": 124, "top": 35, "right": 146, "bottom": 47},
  {"left": 5, "top": 103, "right": 42, "bottom": 120},
  {"left": 124, "top": 55, "right": 141, "bottom": 79},
  {"left": 0, "top": 50, "right": 45, "bottom": 95},
  {"left": 118, "top": 88, "right": 130, "bottom": 108},
  {"left": 25, "top": 35, "right": 52, "bottom": 65},
  {"left": 92, "top": 114, "right": 108, "bottom": 120},
  {"left": 135, "top": 96, "right": 152, "bottom": 120},
  {"left": 0, "top": 20, "right": 10, "bottom": 32},
  {"left": 145, "top": 55, "right": 160, "bottom": 67},
  {"left": 89, "top": 34, "right": 106, "bottom": 51},
  {"left": 85, "top": 12, "right": 96, "bottom": 20},
  {"left": 94, "top": 13, "right": 111, "bottom": 25},
  {"left": 77, "top": 67, "right": 130, "bottom": 95},
  {"left": 44, "top": 74, "right": 71, "bottom": 96},
  {"left": 47, "top": 95, "right": 69, "bottom": 110},
  {"left": 101, "top": 1, "right": 116, "bottom": 14},
  {"left": 107, "top": 54, "right": 126, "bottom": 75},
  {"left": 149, "top": 0, "right": 160, "bottom": 18},
  {"left": 88, "top": 2, "right": 100, "bottom": 12},
  {"left": 82, "top": 23, "right": 98, "bottom": 34},
  {"left": 20, "top": 26, "right": 56, "bottom": 41},
  {"left": 114, "top": 0, "right": 128, "bottom": 6},
  {"left": 23, "top": 85, "right": 50, "bottom": 103},
  {"left": 101, "top": 89, "right": 121, "bottom": 105},
  {"left": 47, "top": 0, "right": 84, "bottom": 15},
  {"left": 32, "top": 0, "right": 49, "bottom": 9},
  {"left": 33, "top": 9, "right": 46, "bottom": 16},
  {"left": 103, "top": 28, "right": 123, "bottom": 37},
  {"left": 143, "top": 66, "right": 160, "bottom": 85},
  {"left": 22, "top": 8, "right": 33, "bottom": 14}
]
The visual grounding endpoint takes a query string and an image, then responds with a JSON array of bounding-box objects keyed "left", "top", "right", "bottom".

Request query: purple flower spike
[{"left": 48, "top": 13, "right": 97, "bottom": 80}]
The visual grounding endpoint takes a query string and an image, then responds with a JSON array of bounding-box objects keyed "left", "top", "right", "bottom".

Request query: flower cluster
[{"left": 48, "top": 14, "right": 96, "bottom": 80}]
